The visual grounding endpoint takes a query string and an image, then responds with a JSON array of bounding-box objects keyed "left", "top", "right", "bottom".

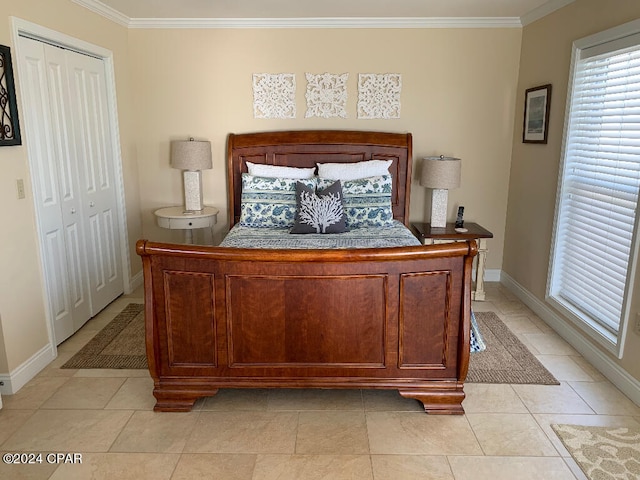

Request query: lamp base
[
  {"left": 430, "top": 188, "right": 448, "bottom": 228},
  {"left": 183, "top": 170, "right": 204, "bottom": 212}
]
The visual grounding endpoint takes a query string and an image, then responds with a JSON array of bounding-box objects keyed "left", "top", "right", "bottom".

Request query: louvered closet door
[{"left": 66, "top": 50, "right": 123, "bottom": 314}]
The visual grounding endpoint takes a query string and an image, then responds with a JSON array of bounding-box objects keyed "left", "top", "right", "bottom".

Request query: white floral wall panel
[
  {"left": 305, "top": 73, "right": 348, "bottom": 119},
  {"left": 357, "top": 73, "right": 402, "bottom": 119},
  {"left": 252, "top": 73, "right": 296, "bottom": 119}
]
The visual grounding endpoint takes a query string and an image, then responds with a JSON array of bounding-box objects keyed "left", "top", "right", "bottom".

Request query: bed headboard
[{"left": 227, "top": 130, "right": 413, "bottom": 228}]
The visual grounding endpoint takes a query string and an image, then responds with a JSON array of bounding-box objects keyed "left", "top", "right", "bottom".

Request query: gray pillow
[{"left": 291, "top": 180, "right": 348, "bottom": 234}]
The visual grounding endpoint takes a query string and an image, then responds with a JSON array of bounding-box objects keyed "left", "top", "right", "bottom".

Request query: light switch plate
[{"left": 16, "top": 179, "right": 25, "bottom": 199}]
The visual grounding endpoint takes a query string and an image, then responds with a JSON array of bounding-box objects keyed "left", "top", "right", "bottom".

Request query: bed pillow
[
  {"left": 316, "top": 159, "right": 392, "bottom": 181},
  {"left": 246, "top": 161, "right": 316, "bottom": 179},
  {"left": 291, "top": 180, "right": 347, "bottom": 234},
  {"left": 318, "top": 174, "right": 394, "bottom": 228},
  {"left": 240, "top": 174, "right": 317, "bottom": 228}
]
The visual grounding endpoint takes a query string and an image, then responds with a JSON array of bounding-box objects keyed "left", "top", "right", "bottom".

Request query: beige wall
[
  {"left": 0, "top": 0, "right": 140, "bottom": 374},
  {"left": 504, "top": 0, "right": 640, "bottom": 380},
  {"left": 130, "top": 27, "right": 521, "bottom": 256},
  {"left": 0, "top": 4, "right": 523, "bottom": 383}
]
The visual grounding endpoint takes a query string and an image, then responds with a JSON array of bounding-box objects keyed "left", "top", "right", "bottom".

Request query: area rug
[
  {"left": 551, "top": 424, "right": 640, "bottom": 479},
  {"left": 61, "top": 303, "right": 147, "bottom": 369},
  {"left": 62, "top": 306, "right": 558, "bottom": 386},
  {"left": 466, "top": 311, "right": 559, "bottom": 384}
]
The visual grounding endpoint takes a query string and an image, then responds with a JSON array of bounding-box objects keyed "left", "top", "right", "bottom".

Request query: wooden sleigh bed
[{"left": 137, "top": 130, "right": 477, "bottom": 414}]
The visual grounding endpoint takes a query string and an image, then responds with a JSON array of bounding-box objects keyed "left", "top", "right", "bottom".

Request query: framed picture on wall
[
  {"left": 0, "top": 44, "right": 21, "bottom": 146},
  {"left": 522, "top": 84, "right": 551, "bottom": 144}
]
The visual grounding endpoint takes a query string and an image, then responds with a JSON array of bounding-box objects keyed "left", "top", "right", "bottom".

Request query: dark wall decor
[
  {"left": 523, "top": 84, "right": 552, "bottom": 144},
  {"left": 0, "top": 44, "right": 21, "bottom": 146}
]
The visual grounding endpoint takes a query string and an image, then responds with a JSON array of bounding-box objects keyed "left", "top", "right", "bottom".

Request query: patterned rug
[
  {"left": 552, "top": 424, "right": 640, "bottom": 479},
  {"left": 467, "top": 311, "right": 559, "bottom": 384},
  {"left": 61, "top": 303, "right": 147, "bottom": 369},
  {"left": 61, "top": 306, "right": 558, "bottom": 386}
]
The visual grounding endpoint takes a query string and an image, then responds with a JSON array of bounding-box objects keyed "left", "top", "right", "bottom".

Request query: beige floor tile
[
  {"left": 200, "top": 388, "right": 269, "bottom": 411},
  {"left": 366, "top": 412, "right": 482, "bottom": 455},
  {"left": 73, "top": 368, "right": 151, "bottom": 378},
  {"left": 448, "top": 456, "right": 575, "bottom": 480},
  {"left": 296, "top": 411, "right": 369, "bottom": 454},
  {"left": 362, "top": 389, "right": 423, "bottom": 412},
  {"left": 56, "top": 328, "right": 99, "bottom": 354},
  {"left": 184, "top": 411, "right": 299, "bottom": 453},
  {"left": 535, "top": 355, "right": 597, "bottom": 382},
  {"left": 171, "top": 454, "right": 256, "bottom": 480},
  {"left": 40, "top": 377, "right": 126, "bottom": 409},
  {"left": 0, "top": 410, "right": 34, "bottom": 446},
  {"left": 252, "top": 454, "right": 373, "bottom": 480},
  {"left": 512, "top": 382, "right": 595, "bottom": 414},
  {"left": 110, "top": 410, "right": 200, "bottom": 453},
  {"left": 462, "top": 384, "right": 528, "bottom": 413},
  {"left": 3, "top": 409, "right": 133, "bottom": 452},
  {"left": 36, "top": 362, "right": 78, "bottom": 378},
  {"left": 500, "top": 315, "right": 545, "bottom": 335},
  {"left": 0, "top": 377, "right": 70, "bottom": 410},
  {"left": 48, "top": 452, "right": 179, "bottom": 480},
  {"left": 522, "top": 333, "right": 578, "bottom": 356},
  {"left": 105, "top": 377, "right": 156, "bottom": 410},
  {"left": 267, "top": 389, "right": 364, "bottom": 411},
  {"left": 0, "top": 458, "right": 59, "bottom": 480},
  {"left": 533, "top": 413, "right": 640, "bottom": 456},
  {"left": 568, "top": 381, "right": 640, "bottom": 415},
  {"left": 466, "top": 413, "right": 558, "bottom": 456},
  {"left": 370, "top": 455, "right": 453, "bottom": 480},
  {"left": 569, "top": 356, "right": 607, "bottom": 382}
]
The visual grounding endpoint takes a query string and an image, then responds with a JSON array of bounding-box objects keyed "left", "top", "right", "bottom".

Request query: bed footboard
[{"left": 136, "top": 240, "right": 477, "bottom": 414}]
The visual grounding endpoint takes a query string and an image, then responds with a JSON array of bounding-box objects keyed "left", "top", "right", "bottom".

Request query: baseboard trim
[
  {"left": 128, "top": 270, "right": 143, "bottom": 293},
  {"left": 484, "top": 268, "right": 502, "bottom": 282},
  {"left": 500, "top": 272, "right": 640, "bottom": 407},
  {"left": 0, "top": 343, "right": 56, "bottom": 395}
]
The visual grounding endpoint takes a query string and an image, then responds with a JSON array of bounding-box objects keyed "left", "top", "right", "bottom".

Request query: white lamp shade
[
  {"left": 420, "top": 156, "right": 461, "bottom": 189},
  {"left": 171, "top": 139, "right": 212, "bottom": 171}
]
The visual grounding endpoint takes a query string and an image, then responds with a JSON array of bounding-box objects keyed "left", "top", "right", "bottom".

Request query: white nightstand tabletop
[{"left": 154, "top": 206, "right": 219, "bottom": 244}]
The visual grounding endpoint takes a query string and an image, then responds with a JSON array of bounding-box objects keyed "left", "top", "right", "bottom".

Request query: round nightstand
[{"left": 154, "top": 206, "right": 219, "bottom": 244}]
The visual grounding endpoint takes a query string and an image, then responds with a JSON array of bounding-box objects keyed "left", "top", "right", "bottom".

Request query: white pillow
[
  {"left": 246, "top": 161, "right": 315, "bottom": 179},
  {"left": 316, "top": 159, "right": 392, "bottom": 181}
]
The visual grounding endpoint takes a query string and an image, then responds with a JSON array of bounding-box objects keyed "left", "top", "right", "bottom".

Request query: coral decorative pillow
[{"left": 291, "top": 180, "right": 348, "bottom": 234}]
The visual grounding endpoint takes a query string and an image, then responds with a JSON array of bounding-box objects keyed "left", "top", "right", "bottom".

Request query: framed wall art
[
  {"left": 0, "top": 44, "right": 21, "bottom": 146},
  {"left": 523, "top": 84, "right": 551, "bottom": 144}
]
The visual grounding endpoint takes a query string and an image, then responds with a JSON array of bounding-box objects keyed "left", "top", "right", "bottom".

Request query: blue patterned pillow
[
  {"left": 240, "top": 174, "right": 317, "bottom": 228},
  {"left": 318, "top": 174, "right": 394, "bottom": 228}
]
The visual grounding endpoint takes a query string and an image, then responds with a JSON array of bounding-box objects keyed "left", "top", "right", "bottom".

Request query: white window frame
[{"left": 548, "top": 18, "right": 640, "bottom": 359}]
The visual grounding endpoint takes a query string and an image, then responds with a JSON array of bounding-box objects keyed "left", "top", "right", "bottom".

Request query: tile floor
[{"left": 1, "top": 283, "right": 639, "bottom": 479}]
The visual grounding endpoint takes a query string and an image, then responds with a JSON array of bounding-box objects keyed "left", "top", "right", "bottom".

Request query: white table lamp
[
  {"left": 171, "top": 137, "right": 212, "bottom": 213},
  {"left": 420, "top": 155, "right": 461, "bottom": 228}
]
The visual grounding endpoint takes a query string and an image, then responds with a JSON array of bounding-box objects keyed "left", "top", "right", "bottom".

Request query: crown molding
[
  {"left": 520, "top": 0, "right": 575, "bottom": 27},
  {"left": 128, "top": 17, "right": 522, "bottom": 29},
  {"left": 72, "top": 0, "right": 130, "bottom": 27},
  {"left": 72, "top": 0, "right": 523, "bottom": 29}
]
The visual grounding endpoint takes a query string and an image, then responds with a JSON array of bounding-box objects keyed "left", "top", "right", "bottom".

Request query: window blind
[{"left": 551, "top": 41, "right": 640, "bottom": 338}]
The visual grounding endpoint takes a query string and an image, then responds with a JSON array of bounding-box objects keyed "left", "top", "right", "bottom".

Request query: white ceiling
[{"left": 74, "top": 0, "right": 575, "bottom": 27}]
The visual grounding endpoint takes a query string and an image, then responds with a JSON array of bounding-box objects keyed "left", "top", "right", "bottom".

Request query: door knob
[
  {"left": 89, "top": 201, "right": 95, "bottom": 207},
  {"left": 70, "top": 208, "right": 76, "bottom": 214}
]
